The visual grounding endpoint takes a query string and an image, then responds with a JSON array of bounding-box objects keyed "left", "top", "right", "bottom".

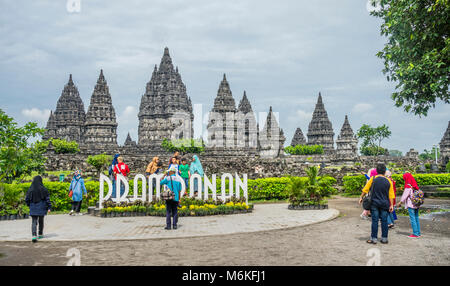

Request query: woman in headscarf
[
  {"left": 25, "top": 176, "right": 52, "bottom": 243},
  {"left": 398, "top": 172, "right": 421, "bottom": 238},
  {"left": 69, "top": 170, "right": 87, "bottom": 216},
  {"left": 189, "top": 155, "right": 204, "bottom": 195},
  {"left": 109, "top": 154, "right": 120, "bottom": 198},
  {"left": 385, "top": 170, "right": 397, "bottom": 228}
]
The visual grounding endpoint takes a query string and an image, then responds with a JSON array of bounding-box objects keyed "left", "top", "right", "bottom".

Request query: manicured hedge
[
  {"left": 1, "top": 176, "right": 338, "bottom": 212},
  {"left": 342, "top": 173, "right": 450, "bottom": 195},
  {"left": 284, "top": 144, "right": 324, "bottom": 155}
]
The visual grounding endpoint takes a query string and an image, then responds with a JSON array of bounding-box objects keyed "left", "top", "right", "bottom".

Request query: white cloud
[
  {"left": 21, "top": 108, "right": 51, "bottom": 124},
  {"left": 352, "top": 103, "right": 373, "bottom": 113},
  {"left": 118, "top": 105, "right": 137, "bottom": 123},
  {"left": 296, "top": 110, "right": 313, "bottom": 122}
]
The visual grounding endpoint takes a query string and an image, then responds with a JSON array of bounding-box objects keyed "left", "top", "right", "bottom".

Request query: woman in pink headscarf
[
  {"left": 398, "top": 172, "right": 421, "bottom": 238},
  {"left": 360, "top": 168, "right": 378, "bottom": 220}
]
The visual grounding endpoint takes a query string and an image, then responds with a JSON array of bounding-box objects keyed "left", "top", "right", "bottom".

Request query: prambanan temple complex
[{"left": 42, "top": 48, "right": 450, "bottom": 177}]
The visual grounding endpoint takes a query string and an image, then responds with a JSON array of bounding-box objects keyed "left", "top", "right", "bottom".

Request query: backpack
[
  {"left": 161, "top": 176, "right": 175, "bottom": 201},
  {"left": 408, "top": 184, "right": 424, "bottom": 207}
]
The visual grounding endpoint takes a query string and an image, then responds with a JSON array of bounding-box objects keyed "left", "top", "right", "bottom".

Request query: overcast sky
[{"left": 1, "top": 0, "right": 449, "bottom": 154}]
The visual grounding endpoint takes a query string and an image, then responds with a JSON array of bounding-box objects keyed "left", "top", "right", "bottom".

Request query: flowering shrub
[{"left": 100, "top": 197, "right": 253, "bottom": 217}]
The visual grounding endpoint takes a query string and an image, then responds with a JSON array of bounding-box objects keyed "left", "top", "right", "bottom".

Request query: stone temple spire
[
  {"left": 123, "top": 132, "right": 137, "bottom": 148},
  {"left": 238, "top": 91, "right": 253, "bottom": 114},
  {"left": 43, "top": 74, "right": 86, "bottom": 143},
  {"left": 307, "top": 92, "right": 335, "bottom": 153},
  {"left": 212, "top": 74, "right": 236, "bottom": 113},
  {"left": 236, "top": 91, "right": 257, "bottom": 149},
  {"left": 84, "top": 70, "right": 118, "bottom": 147},
  {"left": 290, "top": 127, "right": 306, "bottom": 146},
  {"left": 138, "top": 47, "right": 193, "bottom": 146},
  {"left": 259, "top": 106, "right": 286, "bottom": 157},
  {"left": 439, "top": 121, "right": 450, "bottom": 165},
  {"left": 207, "top": 74, "right": 238, "bottom": 148},
  {"left": 335, "top": 115, "right": 358, "bottom": 157},
  {"left": 43, "top": 111, "right": 57, "bottom": 140}
]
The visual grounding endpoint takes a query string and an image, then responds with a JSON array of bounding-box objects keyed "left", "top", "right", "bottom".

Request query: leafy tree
[
  {"left": 284, "top": 144, "right": 324, "bottom": 155},
  {"left": 0, "top": 109, "right": 46, "bottom": 183},
  {"left": 86, "top": 153, "right": 112, "bottom": 177},
  {"left": 371, "top": 0, "right": 450, "bottom": 116},
  {"left": 161, "top": 138, "right": 205, "bottom": 154},
  {"left": 357, "top": 124, "right": 392, "bottom": 155},
  {"left": 419, "top": 146, "right": 440, "bottom": 161},
  {"left": 49, "top": 138, "right": 80, "bottom": 154},
  {"left": 389, "top": 149, "right": 403, "bottom": 157}
]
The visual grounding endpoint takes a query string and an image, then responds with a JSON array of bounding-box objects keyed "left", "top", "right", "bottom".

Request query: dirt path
[{"left": 0, "top": 196, "right": 449, "bottom": 266}]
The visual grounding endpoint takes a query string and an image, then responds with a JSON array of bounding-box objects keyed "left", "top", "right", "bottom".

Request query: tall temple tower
[
  {"left": 290, "top": 127, "right": 306, "bottom": 146},
  {"left": 83, "top": 70, "right": 118, "bottom": 148},
  {"left": 207, "top": 74, "right": 238, "bottom": 148},
  {"left": 439, "top": 121, "right": 450, "bottom": 165},
  {"left": 43, "top": 74, "right": 86, "bottom": 143},
  {"left": 237, "top": 91, "right": 258, "bottom": 149},
  {"left": 307, "top": 92, "right": 335, "bottom": 153},
  {"left": 138, "top": 47, "right": 193, "bottom": 147},
  {"left": 259, "top": 106, "right": 286, "bottom": 157},
  {"left": 335, "top": 115, "right": 358, "bottom": 157}
]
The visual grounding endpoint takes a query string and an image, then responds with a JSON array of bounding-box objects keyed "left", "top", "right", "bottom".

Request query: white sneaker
[{"left": 69, "top": 210, "right": 74, "bottom": 216}]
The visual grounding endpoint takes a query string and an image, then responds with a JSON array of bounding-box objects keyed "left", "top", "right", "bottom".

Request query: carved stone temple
[
  {"left": 440, "top": 121, "right": 450, "bottom": 165},
  {"left": 43, "top": 74, "right": 86, "bottom": 142},
  {"left": 306, "top": 93, "right": 335, "bottom": 153},
  {"left": 43, "top": 47, "right": 370, "bottom": 161},
  {"left": 83, "top": 70, "right": 118, "bottom": 149},
  {"left": 138, "top": 47, "right": 193, "bottom": 147},
  {"left": 335, "top": 115, "right": 358, "bottom": 158},
  {"left": 291, "top": 128, "right": 306, "bottom": 146}
]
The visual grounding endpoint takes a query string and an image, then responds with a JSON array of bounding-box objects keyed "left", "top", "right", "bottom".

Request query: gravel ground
[{"left": 0, "top": 196, "right": 449, "bottom": 266}]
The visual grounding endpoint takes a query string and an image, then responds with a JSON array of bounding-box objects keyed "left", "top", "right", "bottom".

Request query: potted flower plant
[
  {"left": 9, "top": 208, "right": 18, "bottom": 220},
  {"left": 0, "top": 208, "right": 6, "bottom": 221},
  {"left": 20, "top": 205, "right": 30, "bottom": 219}
]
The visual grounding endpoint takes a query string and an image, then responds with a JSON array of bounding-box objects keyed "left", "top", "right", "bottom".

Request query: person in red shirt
[{"left": 113, "top": 156, "right": 130, "bottom": 197}]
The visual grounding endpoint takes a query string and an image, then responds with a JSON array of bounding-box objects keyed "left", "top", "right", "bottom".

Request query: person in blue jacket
[
  {"left": 69, "top": 170, "right": 87, "bottom": 216},
  {"left": 160, "top": 166, "right": 182, "bottom": 230},
  {"left": 25, "top": 176, "right": 52, "bottom": 243}
]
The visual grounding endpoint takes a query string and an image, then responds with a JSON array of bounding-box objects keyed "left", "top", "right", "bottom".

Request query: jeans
[
  {"left": 166, "top": 200, "right": 178, "bottom": 228},
  {"left": 182, "top": 177, "right": 189, "bottom": 194},
  {"left": 112, "top": 180, "right": 125, "bottom": 198},
  {"left": 387, "top": 211, "right": 395, "bottom": 225},
  {"left": 112, "top": 180, "right": 117, "bottom": 198},
  {"left": 31, "top": 216, "right": 44, "bottom": 237},
  {"left": 408, "top": 208, "right": 421, "bottom": 236},
  {"left": 370, "top": 206, "right": 389, "bottom": 242},
  {"left": 71, "top": 200, "right": 82, "bottom": 213}
]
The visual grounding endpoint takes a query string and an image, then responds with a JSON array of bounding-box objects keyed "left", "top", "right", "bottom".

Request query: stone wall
[{"left": 43, "top": 149, "right": 422, "bottom": 181}]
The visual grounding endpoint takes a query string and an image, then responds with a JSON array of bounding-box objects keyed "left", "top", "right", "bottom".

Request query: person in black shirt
[{"left": 359, "top": 164, "right": 395, "bottom": 244}]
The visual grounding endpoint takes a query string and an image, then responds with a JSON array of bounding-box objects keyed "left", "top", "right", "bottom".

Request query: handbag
[
  {"left": 362, "top": 176, "right": 376, "bottom": 210},
  {"left": 161, "top": 176, "right": 175, "bottom": 201}
]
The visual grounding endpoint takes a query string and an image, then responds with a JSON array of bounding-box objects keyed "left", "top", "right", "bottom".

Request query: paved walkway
[{"left": 0, "top": 204, "right": 338, "bottom": 242}]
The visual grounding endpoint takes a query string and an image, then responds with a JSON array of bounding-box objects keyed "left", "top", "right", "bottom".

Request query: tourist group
[
  {"left": 358, "top": 163, "right": 424, "bottom": 244},
  {"left": 24, "top": 152, "right": 205, "bottom": 242}
]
